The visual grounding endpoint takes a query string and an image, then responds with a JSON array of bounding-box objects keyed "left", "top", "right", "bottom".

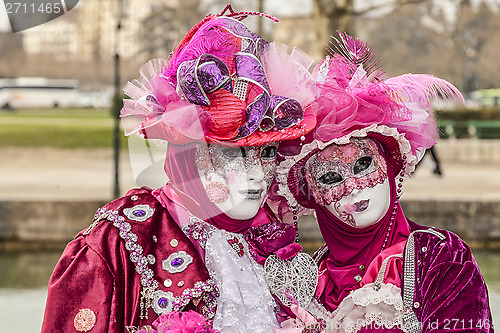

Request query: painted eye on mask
[
  {"left": 261, "top": 146, "right": 277, "bottom": 158},
  {"left": 221, "top": 147, "right": 245, "bottom": 159},
  {"left": 318, "top": 171, "right": 343, "bottom": 185},
  {"left": 353, "top": 156, "right": 372, "bottom": 174}
]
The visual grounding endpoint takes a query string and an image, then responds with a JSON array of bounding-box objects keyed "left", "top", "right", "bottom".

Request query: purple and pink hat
[
  {"left": 121, "top": 7, "right": 317, "bottom": 147},
  {"left": 274, "top": 33, "right": 464, "bottom": 212}
]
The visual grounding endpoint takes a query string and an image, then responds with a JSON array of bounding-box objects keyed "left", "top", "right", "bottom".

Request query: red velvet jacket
[{"left": 41, "top": 187, "right": 216, "bottom": 333}]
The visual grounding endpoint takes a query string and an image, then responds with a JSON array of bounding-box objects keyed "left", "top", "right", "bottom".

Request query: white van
[{"left": 0, "top": 77, "right": 79, "bottom": 109}]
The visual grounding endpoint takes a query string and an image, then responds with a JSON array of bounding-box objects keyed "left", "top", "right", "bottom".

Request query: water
[{"left": 1, "top": 250, "right": 499, "bottom": 332}]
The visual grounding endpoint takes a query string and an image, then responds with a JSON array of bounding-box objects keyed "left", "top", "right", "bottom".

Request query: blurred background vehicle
[{"left": 0, "top": 77, "right": 79, "bottom": 109}]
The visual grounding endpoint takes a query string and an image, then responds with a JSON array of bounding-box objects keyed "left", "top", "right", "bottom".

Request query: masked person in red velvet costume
[
  {"left": 41, "top": 7, "right": 318, "bottom": 333},
  {"left": 273, "top": 34, "right": 493, "bottom": 332}
]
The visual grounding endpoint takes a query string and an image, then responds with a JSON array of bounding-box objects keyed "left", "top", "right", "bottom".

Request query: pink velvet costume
[
  {"left": 41, "top": 7, "right": 318, "bottom": 333},
  {"left": 273, "top": 34, "right": 493, "bottom": 332}
]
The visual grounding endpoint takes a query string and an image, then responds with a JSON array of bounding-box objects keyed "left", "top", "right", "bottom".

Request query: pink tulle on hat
[
  {"left": 121, "top": 7, "right": 316, "bottom": 147},
  {"left": 273, "top": 32, "right": 464, "bottom": 213}
]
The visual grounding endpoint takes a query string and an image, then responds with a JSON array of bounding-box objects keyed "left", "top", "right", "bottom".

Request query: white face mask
[
  {"left": 304, "top": 138, "right": 391, "bottom": 228},
  {"left": 195, "top": 143, "right": 278, "bottom": 220},
  {"left": 325, "top": 178, "right": 391, "bottom": 228}
]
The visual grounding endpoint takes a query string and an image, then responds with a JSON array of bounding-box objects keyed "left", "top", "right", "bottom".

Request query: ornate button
[
  {"left": 414, "top": 301, "right": 420, "bottom": 308},
  {"left": 162, "top": 251, "right": 193, "bottom": 273},
  {"left": 147, "top": 254, "right": 156, "bottom": 265},
  {"left": 151, "top": 290, "right": 174, "bottom": 315},
  {"left": 74, "top": 309, "right": 96, "bottom": 332},
  {"left": 123, "top": 205, "right": 155, "bottom": 222},
  {"left": 354, "top": 274, "right": 362, "bottom": 283},
  {"left": 358, "top": 264, "right": 365, "bottom": 271},
  {"left": 227, "top": 236, "right": 244, "bottom": 257},
  {"left": 422, "top": 247, "right": 427, "bottom": 252}
]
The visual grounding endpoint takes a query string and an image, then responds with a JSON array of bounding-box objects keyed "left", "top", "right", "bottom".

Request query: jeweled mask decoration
[{"left": 305, "top": 138, "right": 390, "bottom": 227}]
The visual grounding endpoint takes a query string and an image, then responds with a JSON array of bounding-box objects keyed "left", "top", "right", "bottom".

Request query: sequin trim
[
  {"left": 105, "top": 208, "right": 160, "bottom": 318},
  {"left": 107, "top": 210, "right": 159, "bottom": 291},
  {"left": 402, "top": 228, "right": 445, "bottom": 333},
  {"left": 105, "top": 208, "right": 219, "bottom": 319},
  {"left": 172, "top": 279, "right": 219, "bottom": 319},
  {"left": 182, "top": 216, "right": 213, "bottom": 249},
  {"left": 83, "top": 207, "right": 110, "bottom": 235}
]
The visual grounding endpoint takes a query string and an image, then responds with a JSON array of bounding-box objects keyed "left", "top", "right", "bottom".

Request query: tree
[
  {"left": 140, "top": 0, "right": 203, "bottom": 59},
  {"left": 450, "top": 1, "right": 496, "bottom": 92},
  {"left": 365, "top": 0, "right": 500, "bottom": 92},
  {"left": 0, "top": 33, "right": 24, "bottom": 77},
  {"left": 312, "top": 0, "right": 500, "bottom": 91},
  {"left": 312, "top": 0, "right": 425, "bottom": 54}
]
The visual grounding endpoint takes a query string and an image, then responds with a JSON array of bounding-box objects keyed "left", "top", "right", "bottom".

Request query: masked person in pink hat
[
  {"left": 41, "top": 7, "right": 318, "bottom": 333},
  {"left": 274, "top": 34, "right": 493, "bottom": 332}
]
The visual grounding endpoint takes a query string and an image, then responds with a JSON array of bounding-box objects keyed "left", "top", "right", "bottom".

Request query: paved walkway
[{"left": 1, "top": 146, "right": 500, "bottom": 202}]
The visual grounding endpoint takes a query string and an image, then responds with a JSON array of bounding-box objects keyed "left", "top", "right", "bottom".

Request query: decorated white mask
[
  {"left": 195, "top": 142, "right": 279, "bottom": 220},
  {"left": 305, "top": 138, "right": 390, "bottom": 227}
]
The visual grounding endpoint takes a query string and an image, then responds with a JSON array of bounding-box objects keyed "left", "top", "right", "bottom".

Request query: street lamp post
[{"left": 112, "top": 0, "right": 126, "bottom": 198}]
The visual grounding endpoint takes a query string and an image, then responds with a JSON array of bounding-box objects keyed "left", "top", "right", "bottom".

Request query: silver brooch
[
  {"left": 162, "top": 251, "right": 193, "bottom": 274},
  {"left": 123, "top": 205, "right": 155, "bottom": 222},
  {"left": 151, "top": 290, "right": 175, "bottom": 315}
]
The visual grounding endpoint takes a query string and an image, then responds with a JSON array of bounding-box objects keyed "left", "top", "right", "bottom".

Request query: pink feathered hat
[
  {"left": 121, "top": 6, "right": 316, "bottom": 146},
  {"left": 274, "top": 32, "right": 463, "bottom": 212}
]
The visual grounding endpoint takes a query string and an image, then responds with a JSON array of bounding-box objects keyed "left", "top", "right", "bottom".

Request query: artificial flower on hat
[
  {"left": 121, "top": 6, "right": 317, "bottom": 147},
  {"left": 273, "top": 32, "right": 463, "bottom": 216}
]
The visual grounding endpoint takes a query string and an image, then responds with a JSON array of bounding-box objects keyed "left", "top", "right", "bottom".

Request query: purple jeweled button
[
  {"left": 123, "top": 205, "right": 154, "bottom": 222},
  {"left": 171, "top": 257, "right": 184, "bottom": 267},
  {"left": 133, "top": 209, "right": 146, "bottom": 217},
  {"left": 158, "top": 297, "right": 169, "bottom": 308},
  {"left": 163, "top": 251, "right": 193, "bottom": 273}
]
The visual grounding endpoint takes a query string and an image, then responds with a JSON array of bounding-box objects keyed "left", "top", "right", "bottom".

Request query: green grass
[
  {"left": 0, "top": 108, "right": 112, "bottom": 118},
  {"left": 0, "top": 108, "right": 129, "bottom": 148}
]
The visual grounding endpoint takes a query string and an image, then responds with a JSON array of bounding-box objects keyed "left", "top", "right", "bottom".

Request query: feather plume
[
  {"left": 384, "top": 74, "right": 464, "bottom": 105},
  {"left": 328, "top": 32, "right": 381, "bottom": 76}
]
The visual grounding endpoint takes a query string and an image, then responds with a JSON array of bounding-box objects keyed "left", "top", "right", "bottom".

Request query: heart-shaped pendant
[{"left": 264, "top": 252, "right": 318, "bottom": 308}]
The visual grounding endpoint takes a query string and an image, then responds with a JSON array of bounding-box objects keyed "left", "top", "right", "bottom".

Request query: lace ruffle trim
[{"left": 307, "top": 283, "right": 405, "bottom": 333}]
